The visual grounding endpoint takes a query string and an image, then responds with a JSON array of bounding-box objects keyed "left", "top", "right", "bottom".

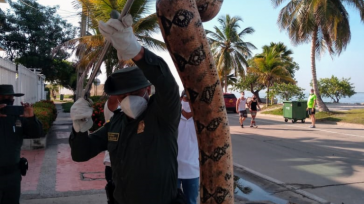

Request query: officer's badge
[
  {"left": 15, "top": 119, "right": 22, "bottom": 127},
  {"left": 108, "top": 132, "right": 119, "bottom": 142},
  {"left": 137, "top": 120, "right": 145, "bottom": 134}
]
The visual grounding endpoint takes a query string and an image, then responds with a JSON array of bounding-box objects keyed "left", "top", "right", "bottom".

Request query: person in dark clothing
[
  {"left": 248, "top": 96, "right": 261, "bottom": 128},
  {"left": 69, "top": 14, "right": 181, "bottom": 204},
  {"left": 0, "top": 84, "right": 43, "bottom": 204}
]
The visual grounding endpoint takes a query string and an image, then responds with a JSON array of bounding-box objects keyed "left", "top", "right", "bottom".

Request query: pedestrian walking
[
  {"left": 0, "top": 84, "right": 43, "bottom": 204},
  {"left": 69, "top": 14, "right": 185, "bottom": 204},
  {"left": 177, "top": 91, "right": 199, "bottom": 204},
  {"left": 236, "top": 91, "right": 248, "bottom": 128},
  {"left": 307, "top": 89, "right": 317, "bottom": 128},
  {"left": 248, "top": 96, "right": 261, "bottom": 128}
]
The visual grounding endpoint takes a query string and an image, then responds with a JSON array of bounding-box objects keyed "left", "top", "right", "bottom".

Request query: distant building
[{"left": 0, "top": 0, "right": 7, "bottom": 3}]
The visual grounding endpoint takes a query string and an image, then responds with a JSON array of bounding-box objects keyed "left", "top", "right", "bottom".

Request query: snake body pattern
[{"left": 156, "top": 0, "right": 234, "bottom": 203}]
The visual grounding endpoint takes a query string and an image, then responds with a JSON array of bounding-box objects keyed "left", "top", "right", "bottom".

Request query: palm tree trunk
[
  {"left": 266, "top": 85, "right": 269, "bottom": 107},
  {"left": 311, "top": 26, "right": 329, "bottom": 112},
  {"left": 225, "top": 75, "right": 228, "bottom": 92},
  {"left": 76, "top": 68, "right": 87, "bottom": 99}
]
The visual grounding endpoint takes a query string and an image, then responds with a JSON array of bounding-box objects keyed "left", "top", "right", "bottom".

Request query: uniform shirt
[
  {"left": 0, "top": 115, "right": 43, "bottom": 166},
  {"left": 69, "top": 48, "right": 181, "bottom": 204},
  {"left": 103, "top": 101, "right": 113, "bottom": 166},
  {"left": 177, "top": 114, "right": 199, "bottom": 179},
  {"left": 307, "top": 94, "right": 317, "bottom": 108}
]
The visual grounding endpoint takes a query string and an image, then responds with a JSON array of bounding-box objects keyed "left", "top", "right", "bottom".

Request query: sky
[{"left": 1, "top": 0, "right": 364, "bottom": 93}]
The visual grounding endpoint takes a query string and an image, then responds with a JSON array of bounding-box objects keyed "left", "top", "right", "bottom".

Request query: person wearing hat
[
  {"left": 69, "top": 14, "right": 182, "bottom": 204},
  {"left": 0, "top": 84, "right": 43, "bottom": 204}
]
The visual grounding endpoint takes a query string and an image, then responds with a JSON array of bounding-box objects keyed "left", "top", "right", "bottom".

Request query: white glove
[
  {"left": 98, "top": 14, "right": 141, "bottom": 60},
  {"left": 70, "top": 98, "right": 94, "bottom": 133}
]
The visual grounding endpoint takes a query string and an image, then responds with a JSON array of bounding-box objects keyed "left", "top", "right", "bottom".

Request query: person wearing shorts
[
  {"left": 236, "top": 92, "right": 248, "bottom": 128},
  {"left": 307, "top": 89, "right": 317, "bottom": 128},
  {"left": 248, "top": 96, "right": 261, "bottom": 127}
]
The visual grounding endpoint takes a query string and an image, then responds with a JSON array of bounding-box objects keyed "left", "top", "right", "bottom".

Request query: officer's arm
[
  {"left": 69, "top": 122, "right": 109, "bottom": 162},
  {"left": 133, "top": 48, "right": 180, "bottom": 123},
  {"left": 22, "top": 116, "right": 43, "bottom": 138}
]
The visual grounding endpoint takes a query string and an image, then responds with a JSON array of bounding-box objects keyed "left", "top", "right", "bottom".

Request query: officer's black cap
[
  {"left": 104, "top": 67, "right": 151, "bottom": 95},
  {"left": 0, "top": 84, "right": 24, "bottom": 97}
]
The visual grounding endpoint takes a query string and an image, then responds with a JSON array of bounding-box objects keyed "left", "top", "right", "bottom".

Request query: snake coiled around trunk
[{"left": 156, "top": 1, "right": 234, "bottom": 204}]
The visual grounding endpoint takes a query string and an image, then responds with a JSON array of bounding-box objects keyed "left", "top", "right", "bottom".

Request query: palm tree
[
  {"left": 57, "top": 0, "right": 166, "bottom": 98},
  {"left": 206, "top": 14, "right": 256, "bottom": 92},
  {"left": 262, "top": 42, "right": 299, "bottom": 79},
  {"left": 248, "top": 44, "right": 295, "bottom": 107},
  {"left": 272, "top": 0, "right": 364, "bottom": 112}
]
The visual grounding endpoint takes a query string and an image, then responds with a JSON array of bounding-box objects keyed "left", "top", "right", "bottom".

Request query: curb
[{"left": 233, "top": 163, "right": 331, "bottom": 204}]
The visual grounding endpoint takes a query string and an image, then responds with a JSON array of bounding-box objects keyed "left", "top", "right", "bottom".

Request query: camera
[{"left": 0, "top": 105, "right": 24, "bottom": 116}]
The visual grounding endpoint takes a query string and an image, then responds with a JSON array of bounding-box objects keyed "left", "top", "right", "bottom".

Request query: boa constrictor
[{"left": 156, "top": 1, "right": 234, "bottom": 204}]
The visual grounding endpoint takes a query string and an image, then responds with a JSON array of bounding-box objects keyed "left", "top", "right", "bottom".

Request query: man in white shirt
[
  {"left": 177, "top": 91, "right": 199, "bottom": 204},
  {"left": 236, "top": 91, "right": 248, "bottom": 128}
]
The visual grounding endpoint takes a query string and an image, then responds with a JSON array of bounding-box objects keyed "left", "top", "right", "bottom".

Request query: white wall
[{"left": 0, "top": 58, "right": 45, "bottom": 105}]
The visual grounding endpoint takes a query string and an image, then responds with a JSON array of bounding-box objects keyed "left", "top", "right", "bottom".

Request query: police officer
[
  {"left": 69, "top": 14, "right": 181, "bottom": 204},
  {"left": 0, "top": 84, "right": 43, "bottom": 204}
]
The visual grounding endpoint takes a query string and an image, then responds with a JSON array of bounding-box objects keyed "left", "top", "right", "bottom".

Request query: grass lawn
[
  {"left": 262, "top": 108, "right": 364, "bottom": 125},
  {"left": 260, "top": 104, "right": 282, "bottom": 111},
  {"left": 62, "top": 102, "right": 74, "bottom": 113}
]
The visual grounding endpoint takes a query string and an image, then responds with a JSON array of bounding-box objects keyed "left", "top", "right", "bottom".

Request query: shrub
[
  {"left": 90, "top": 95, "right": 107, "bottom": 103},
  {"left": 33, "top": 100, "right": 57, "bottom": 135}
]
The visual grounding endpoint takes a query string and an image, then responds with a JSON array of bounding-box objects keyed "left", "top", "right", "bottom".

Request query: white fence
[{"left": 0, "top": 58, "right": 46, "bottom": 105}]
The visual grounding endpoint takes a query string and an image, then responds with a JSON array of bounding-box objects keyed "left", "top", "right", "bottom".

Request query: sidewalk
[
  {"left": 19, "top": 103, "right": 324, "bottom": 204},
  {"left": 20, "top": 103, "right": 106, "bottom": 204}
]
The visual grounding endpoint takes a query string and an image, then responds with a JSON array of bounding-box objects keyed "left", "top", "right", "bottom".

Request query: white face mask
[
  {"left": 181, "top": 100, "right": 191, "bottom": 113},
  {"left": 119, "top": 90, "right": 148, "bottom": 119}
]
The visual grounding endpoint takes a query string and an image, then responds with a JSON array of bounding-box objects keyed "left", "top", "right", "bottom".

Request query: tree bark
[
  {"left": 157, "top": 1, "right": 234, "bottom": 203},
  {"left": 250, "top": 84, "right": 262, "bottom": 103},
  {"left": 225, "top": 75, "right": 228, "bottom": 93},
  {"left": 266, "top": 84, "right": 269, "bottom": 107},
  {"left": 75, "top": 5, "right": 88, "bottom": 100},
  {"left": 311, "top": 26, "right": 330, "bottom": 112}
]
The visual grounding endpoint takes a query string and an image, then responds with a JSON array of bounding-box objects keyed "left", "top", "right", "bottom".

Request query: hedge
[{"left": 33, "top": 100, "right": 57, "bottom": 135}]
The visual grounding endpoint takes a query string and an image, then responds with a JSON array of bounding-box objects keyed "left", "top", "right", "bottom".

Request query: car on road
[{"left": 223, "top": 93, "right": 237, "bottom": 113}]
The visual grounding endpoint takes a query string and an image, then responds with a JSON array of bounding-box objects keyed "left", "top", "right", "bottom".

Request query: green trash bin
[
  {"left": 60, "top": 94, "right": 64, "bottom": 101},
  {"left": 283, "top": 101, "right": 308, "bottom": 123}
]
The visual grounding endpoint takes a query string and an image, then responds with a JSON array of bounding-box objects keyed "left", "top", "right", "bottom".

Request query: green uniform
[
  {"left": 69, "top": 49, "right": 181, "bottom": 204},
  {"left": 307, "top": 94, "right": 317, "bottom": 108},
  {"left": 0, "top": 115, "right": 43, "bottom": 204}
]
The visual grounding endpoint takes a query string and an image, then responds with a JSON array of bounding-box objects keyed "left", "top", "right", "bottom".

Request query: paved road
[
  {"left": 20, "top": 103, "right": 363, "bottom": 204},
  {"left": 228, "top": 112, "right": 364, "bottom": 204}
]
